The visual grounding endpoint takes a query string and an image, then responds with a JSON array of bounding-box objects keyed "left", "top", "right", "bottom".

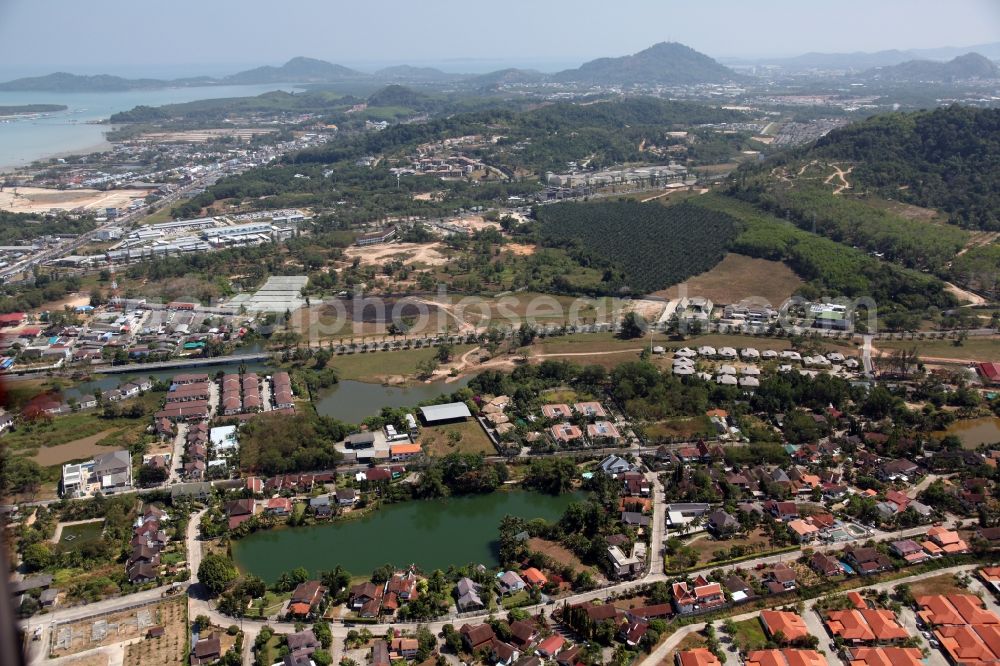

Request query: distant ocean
[{"left": 0, "top": 84, "right": 303, "bottom": 171}]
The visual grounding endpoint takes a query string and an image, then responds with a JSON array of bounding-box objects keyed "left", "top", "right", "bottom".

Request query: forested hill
[
  {"left": 861, "top": 53, "right": 999, "bottom": 82},
  {"left": 287, "top": 97, "right": 746, "bottom": 171},
  {"left": 553, "top": 42, "right": 740, "bottom": 85},
  {"left": 808, "top": 105, "right": 1000, "bottom": 230}
]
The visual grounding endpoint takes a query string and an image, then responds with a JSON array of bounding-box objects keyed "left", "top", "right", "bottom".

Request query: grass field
[
  {"left": 643, "top": 415, "right": 714, "bottom": 441},
  {"left": 652, "top": 253, "right": 804, "bottom": 307},
  {"left": 327, "top": 345, "right": 474, "bottom": 382},
  {"left": 421, "top": 420, "right": 495, "bottom": 457},
  {"left": 536, "top": 332, "right": 666, "bottom": 356},
  {"left": 876, "top": 337, "right": 1000, "bottom": 362},
  {"left": 731, "top": 617, "right": 769, "bottom": 651},
  {"left": 6, "top": 411, "right": 146, "bottom": 455}
]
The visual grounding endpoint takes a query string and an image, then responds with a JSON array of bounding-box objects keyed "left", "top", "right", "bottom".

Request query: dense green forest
[
  {"left": 536, "top": 200, "right": 737, "bottom": 294},
  {"left": 0, "top": 211, "right": 95, "bottom": 244},
  {"left": 726, "top": 181, "right": 968, "bottom": 272},
  {"left": 808, "top": 105, "right": 1000, "bottom": 230},
  {"left": 287, "top": 97, "right": 746, "bottom": 174},
  {"left": 0, "top": 104, "right": 67, "bottom": 115},
  {"left": 691, "top": 194, "right": 955, "bottom": 312}
]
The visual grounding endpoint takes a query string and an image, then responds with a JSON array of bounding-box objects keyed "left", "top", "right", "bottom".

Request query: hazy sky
[{"left": 1, "top": 0, "right": 998, "bottom": 75}]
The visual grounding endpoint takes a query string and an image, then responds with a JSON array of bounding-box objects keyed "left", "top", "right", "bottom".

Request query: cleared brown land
[
  {"left": 908, "top": 573, "right": 967, "bottom": 597},
  {"left": 662, "top": 631, "right": 708, "bottom": 666},
  {"left": 528, "top": 537, "right": 589, "bottom": 574},
  {"left": 686, "top": 528, "right": 772, "bottom": 564},
  {"left": 31, "top": 430, "right": 116, "bottom": 466},
  {"left": 122, "top": 596, "right": 187, "bottom": 666},
  {"left": 653, "top": 253, "right": 804, "bottom": 307},
  {"left": 52, "top": 598, "right": 185, "bottom": 659}
]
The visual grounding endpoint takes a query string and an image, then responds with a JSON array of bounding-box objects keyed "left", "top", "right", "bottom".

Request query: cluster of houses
[
  {"left": 915, "top": 591, "right": 1000, "bottom": 666},
  {"left": 453, "top": 619, "right": 577, "bottom": 666},
  {"left": 154, "top": 373, "right": 211, "bottom": 423},
  {"left": 20, "top": 377, "right": 153, "bottom": 419},
  {"left": 670, "top": 346, "right": 862, "bottom": 385},
  {"left": 348, "top": 569, "right": 422, "bottom": 618},
  {"left": 541, "top": 402, "right": 621, "bottom": 446},
  {"left": 127, "top": 504, "right": 168, "bottom": 584}
]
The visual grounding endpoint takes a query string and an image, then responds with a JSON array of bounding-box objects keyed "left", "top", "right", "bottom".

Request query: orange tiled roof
[
  {"left": 761, "top": 611, "right": 809, "bottom": 641},
  {"left": 677, "top": 649, "right": 723, "bottom": 666},
  {"left": 847, "top": 647, "right": 923, "bottom": 666},
  {"left": 746, "top": 650, "right": 827, "bottom": 666}
]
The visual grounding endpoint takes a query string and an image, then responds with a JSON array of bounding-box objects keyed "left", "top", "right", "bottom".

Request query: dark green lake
[{"left": 231, "top": 490, "right": 581, "bottom": 583}]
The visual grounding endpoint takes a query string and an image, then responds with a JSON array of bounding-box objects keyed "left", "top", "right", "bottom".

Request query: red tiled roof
[{"left": 761, "top": 611, "right": 809, "bottom": 641}]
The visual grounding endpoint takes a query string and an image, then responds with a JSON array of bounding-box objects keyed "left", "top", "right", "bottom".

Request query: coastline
[{"left": 0, "top": 135, "right": 114, "bottom": 174}]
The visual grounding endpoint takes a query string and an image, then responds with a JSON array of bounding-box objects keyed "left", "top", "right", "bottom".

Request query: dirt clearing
[
  {"left": 30, "top": 430, "right": 117, "bottom": 466},
  {"left": 653, "top": 253, "right": 804, "bottom": 306},
  {"left": 342, "top": 242, "right": 450, "bottom": 267},
  {"left": 0, "top": 187, "right": 151, "bottom": 213}
]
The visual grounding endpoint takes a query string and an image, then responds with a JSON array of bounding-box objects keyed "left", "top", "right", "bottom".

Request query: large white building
[{"left": 62, "top": 449, "right": 133, "bottom": 498}]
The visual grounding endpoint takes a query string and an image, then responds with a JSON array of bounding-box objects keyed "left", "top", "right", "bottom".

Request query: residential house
[
  {"left": 336, "top": 488, "right": 358, "bottom": 506},
  {"left": 349, "top": 582, "right": 383, "bottom": 611},
  {"left": 310, "top": 495, "right": 332, "bottom": 517},
  {"left": 676, "top": 649, "right": 722, "bottom": 666},
  {"left": 191, "top": 635, "right": 222, "bottom": 665},
  {"left": 766, "top": 564, "right": 797, "bottom": 593},
  {"left": 599, "top": 455, "right": 635, "bottom": 476},
  {"left": 287, "top": 628, "right": 320, "bottom": 658},
  {"left": 289, "top": 581, "right": 326, "bottom": 618},
  {"left": 372, "top": 640, "right": 391, "bottom": 666},
  {"left": 760, "top": 610, "right": 808, "bottom": 642},
  {"left": 672, "top": 575, "right": 725, "bottom": 614},
  {"left": 879, "top": 459, "right": 919, "bottom": 482},
  {"left": 391, "top": 638, "right": 420, "bottom": 660},
  {"left": 461, "top": 623, "right": 496, "bottom": 652},
  {"left": 536, "top": 635, "right": 564, "bottom": 658},
  {"left": 843, "top": 547, "right": 893, "bottom": 575},
  {"left": 266, "top": 497, "right": 293, "bottom": 516},
  {"left": 824, "top": 609, "right": 908, "bottom": 644},
  {"left": 707, "top": 509, "right": 740, "bottom": 538},
  {"left": 890, "top": 539, "right": 929, "bottom": 564},
  {"left": 509, "top": 620, "right": 538, "bottom": 649},
  {"left": 810, "top": 552, "right": 842, "bottom": 577},
  {"left": 499, "top": 571, "right": 526, "bottom": 595},
  {"left": 456, "top": 577, "right": 485, "bottom": 612}
]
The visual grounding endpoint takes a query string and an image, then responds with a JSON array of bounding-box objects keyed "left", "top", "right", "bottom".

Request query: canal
[{"left": 231, "top": 490, "right": 583, "bottom": 583}]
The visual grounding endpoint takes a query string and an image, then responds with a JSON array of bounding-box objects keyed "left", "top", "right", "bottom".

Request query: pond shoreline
[{"left": 230, "top": 488, "right": 583, "bottom": 583}]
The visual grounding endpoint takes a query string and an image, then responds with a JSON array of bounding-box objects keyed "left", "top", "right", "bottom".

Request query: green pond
[
  {"left": 231, "top": 490, "right": 582, "bottom": 583},
  {"left": 59, "top": 521, "right": 104, "bottom": 550},
  {"left": 935, "top": 417, "right": 1000, "bottom": 448}
]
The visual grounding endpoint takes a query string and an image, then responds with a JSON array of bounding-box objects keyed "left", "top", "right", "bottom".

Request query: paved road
[
  {"left": 166, "top": 423, "right": 188, "bottom": 485},
  {"left": 637, "top": 564, "right": 980, "bottom": 666},
  {"left": 17, "top": 487, "right": 973, "bottom": 666}
]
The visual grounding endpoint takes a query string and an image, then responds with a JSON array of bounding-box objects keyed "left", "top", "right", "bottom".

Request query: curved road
[{"left": 22, "top": 479, "right": 965, "bottom": 666}]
